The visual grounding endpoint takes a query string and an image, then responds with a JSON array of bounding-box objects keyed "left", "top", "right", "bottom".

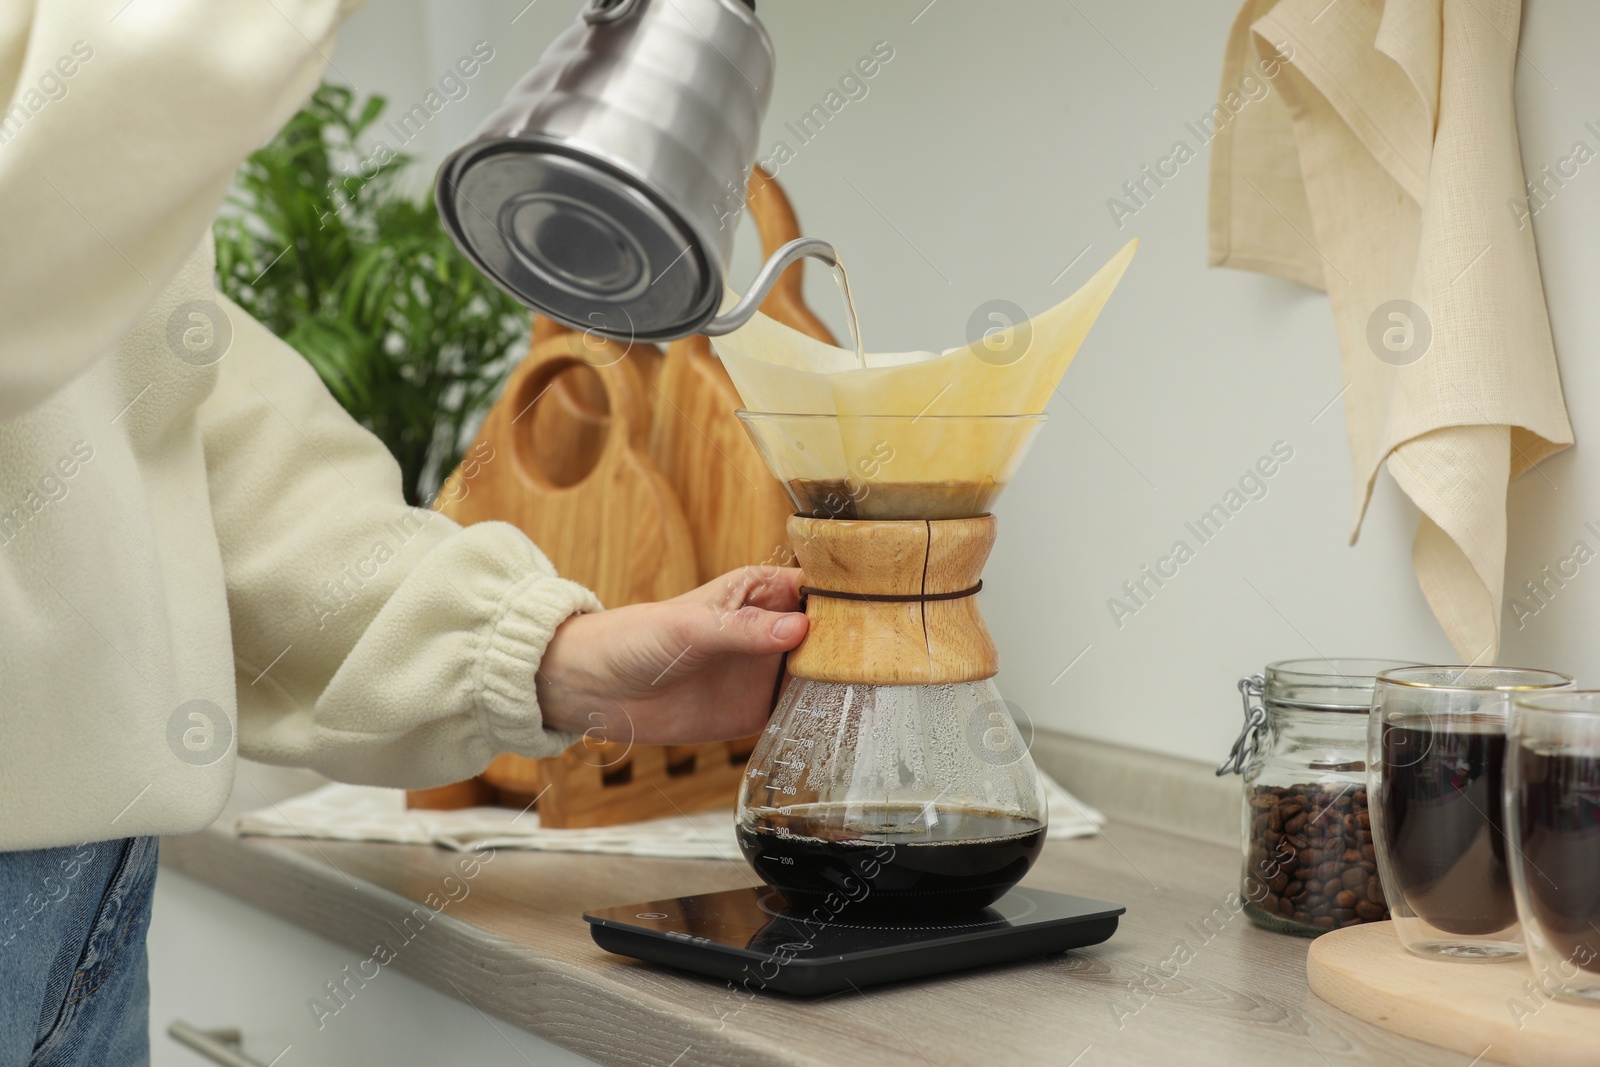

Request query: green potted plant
[{"left": 214, "top": 83, "right": 528, "bottom": 505}]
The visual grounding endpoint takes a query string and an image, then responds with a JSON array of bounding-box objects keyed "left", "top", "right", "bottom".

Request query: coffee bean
[{"left": 1244, "top": 783, "right": 1390, "bottom": 936}]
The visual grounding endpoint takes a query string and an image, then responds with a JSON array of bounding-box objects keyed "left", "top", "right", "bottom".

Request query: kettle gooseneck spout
[{"left": 701, "top": 238, "right": 839, "bottom": 337}]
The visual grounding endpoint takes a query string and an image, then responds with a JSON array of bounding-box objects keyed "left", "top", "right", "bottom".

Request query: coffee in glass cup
[{"left": 1368, "top": 666, "right": 1572, "bottom": 960}]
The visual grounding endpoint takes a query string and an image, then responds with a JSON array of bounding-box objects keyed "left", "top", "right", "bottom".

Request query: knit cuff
[{"left": 478, "top": 570, "right": 604, "bottom": 758}]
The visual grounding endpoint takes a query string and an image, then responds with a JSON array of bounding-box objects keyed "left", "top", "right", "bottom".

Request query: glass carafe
[{"left": 737, "top": 678, "right": 1046, "bottom": 918}]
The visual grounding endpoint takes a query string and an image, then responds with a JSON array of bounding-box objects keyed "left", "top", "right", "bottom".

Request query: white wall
[{"left": 331, "top": 0, "right": 1598, "bottom": 764}]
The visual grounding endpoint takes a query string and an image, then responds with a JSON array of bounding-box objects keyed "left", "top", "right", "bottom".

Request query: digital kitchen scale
[{"left": 585, "top": 885, "right": 1124, "bottom": 996}]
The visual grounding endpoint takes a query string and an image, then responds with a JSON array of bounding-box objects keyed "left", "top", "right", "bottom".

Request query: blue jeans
[{"left": 0, "top": 837, "right": 157, "bottom": 1067}]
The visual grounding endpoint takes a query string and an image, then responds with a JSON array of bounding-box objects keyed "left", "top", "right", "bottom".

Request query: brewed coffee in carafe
[{"left": 738, "top": 681, "right": 1047, "bottom": 917}]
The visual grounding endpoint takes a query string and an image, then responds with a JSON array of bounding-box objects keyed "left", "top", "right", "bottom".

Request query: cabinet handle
[{"left": 167, "top": 1022, "right": 271, "bottom": 1067}]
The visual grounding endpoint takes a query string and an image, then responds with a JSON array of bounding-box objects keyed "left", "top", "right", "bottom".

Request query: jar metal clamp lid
[{"left": 1216, "top": 658, "right": 1422, "bottom": 777}]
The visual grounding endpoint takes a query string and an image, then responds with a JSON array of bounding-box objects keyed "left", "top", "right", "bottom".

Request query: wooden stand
[
  {"left": 1308, "top": 921, "right": 1600, "bottom": 1066},
  {"left": 786, "top": 514, "right": 999, "bottom": 685}
]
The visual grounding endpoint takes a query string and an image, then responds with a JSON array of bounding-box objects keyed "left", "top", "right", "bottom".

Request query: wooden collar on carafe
[{"left": 784, "top": 514, "right": 1000, "bottom": 686}]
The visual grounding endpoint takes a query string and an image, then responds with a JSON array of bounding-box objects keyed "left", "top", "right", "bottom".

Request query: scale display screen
[{"left": 585, "top": 885, "right": 1123, "bottom": 996}]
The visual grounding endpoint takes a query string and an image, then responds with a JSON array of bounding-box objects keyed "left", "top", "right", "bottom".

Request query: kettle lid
[{"left": 437, "top": 143, "right": 717, "bottom": 343}]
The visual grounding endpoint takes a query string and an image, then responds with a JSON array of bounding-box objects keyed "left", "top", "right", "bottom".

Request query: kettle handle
[{"left": 700, "top": 237, "right": 839, "bottom": 337}]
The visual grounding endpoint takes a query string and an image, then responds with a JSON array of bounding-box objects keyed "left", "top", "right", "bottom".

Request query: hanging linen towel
[{"left": 1208, "top": 0, "right": 1572, "bottom": 661}]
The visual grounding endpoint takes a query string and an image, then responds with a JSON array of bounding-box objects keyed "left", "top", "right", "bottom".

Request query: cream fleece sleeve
[
  {"left": 0, "top": 0, "right": 364, "bottom": 418},
  {"left": 199, "top": 294, "right": 602, "bottom": 788}
]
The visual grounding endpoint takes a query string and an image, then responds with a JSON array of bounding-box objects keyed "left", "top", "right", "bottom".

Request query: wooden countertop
[{"left": 160, "top": 806, "right": 1501, "bottom": 1067}]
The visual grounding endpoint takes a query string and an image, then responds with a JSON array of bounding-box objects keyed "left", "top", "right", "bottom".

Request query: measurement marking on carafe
[{"left": 651, "top": 783, "right": 761, "bottom": 887}]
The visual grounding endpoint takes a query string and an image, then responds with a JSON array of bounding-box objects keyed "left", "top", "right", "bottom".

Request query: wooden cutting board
[
  {"left": 437, "top": 330, "right": 697, "bottom": 607},
  {"left": 1307, "top": 921, "right": 1600, "bottom": 1066}
]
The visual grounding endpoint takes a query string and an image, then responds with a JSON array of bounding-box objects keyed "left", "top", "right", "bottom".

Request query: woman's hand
[{"left": 534, "top": 566, "right": 808, "bottom": 745}]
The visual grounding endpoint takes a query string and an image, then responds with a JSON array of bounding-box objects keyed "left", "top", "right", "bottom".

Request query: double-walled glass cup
[
  {"left": 1369, "top": 666, "right": 1573, "bottom": 960},
  {"left": 1508, "top": 691, "right": 1600, "bottom": 1001}
]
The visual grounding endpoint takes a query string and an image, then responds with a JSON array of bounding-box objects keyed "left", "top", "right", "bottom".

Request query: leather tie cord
[{"left": 797, "top": 580, "right": 983, "bottom": 603}]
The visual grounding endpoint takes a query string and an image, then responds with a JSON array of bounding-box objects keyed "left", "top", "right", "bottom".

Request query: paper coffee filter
[
  {"left": 717, "top": 240, "right": 1135, "bottom": 511},
  {"left": 713, "top": 238, "right": 1137, "bottom": 421}
]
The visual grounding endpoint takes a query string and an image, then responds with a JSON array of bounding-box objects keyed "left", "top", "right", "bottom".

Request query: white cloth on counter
[{"left": 234, "top": 773, "right": 1104, "bottom": 860}]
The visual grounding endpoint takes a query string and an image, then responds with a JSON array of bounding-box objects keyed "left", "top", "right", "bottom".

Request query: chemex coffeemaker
[
  {"left": 583, "top": 408, "right": 1128, "bottom": 994},
  {"left": 580, "top": 264, "right": 1139, "bottom": 986},
  {"left": 734, "top": 413, "right": 1050, "bottom": 918}
]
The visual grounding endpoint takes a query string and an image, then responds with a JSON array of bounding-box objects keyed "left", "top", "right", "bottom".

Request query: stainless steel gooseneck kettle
[{"left": 435, "top": 0, "right": 837, "bottom": 344}]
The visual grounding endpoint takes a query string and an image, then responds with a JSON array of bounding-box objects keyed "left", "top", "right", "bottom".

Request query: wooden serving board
[
  {"left": 1307, "top": 921, "right": 1600, "bottom": 1066},
  {"left": 438, "top": 329, "right": 699, "bottom": 608}
]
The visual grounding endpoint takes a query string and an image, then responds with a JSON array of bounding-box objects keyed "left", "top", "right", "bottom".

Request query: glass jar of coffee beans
[{"left": 1217, "top": 659, "right": 1415, "bottom": 937}]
